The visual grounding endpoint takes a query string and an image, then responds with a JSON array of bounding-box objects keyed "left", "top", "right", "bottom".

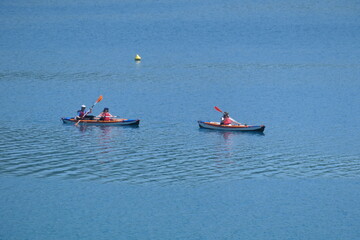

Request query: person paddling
[
  {"left": 76, "top": 105, "right": 92, "bottom": 120},
  {"left": 215, "top": 106, "right": 242, "bottom": 126},
  {"left": 97, "top": 107, "right": 114, "bottom": 121},
  {"left": 220, "top": 112, "right": 233, "bottom": 125}
]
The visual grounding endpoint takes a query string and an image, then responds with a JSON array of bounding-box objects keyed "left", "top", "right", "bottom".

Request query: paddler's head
[
  {"left": 81, "top": 105, "right": 86, "bottom": 110},
  {"left": 103, "top": 107, "right": 109, "bottom": 112}
]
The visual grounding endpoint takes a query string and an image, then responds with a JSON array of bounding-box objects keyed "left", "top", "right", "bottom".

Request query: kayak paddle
[{"left": 75, "top": 95, "right": 103, "bottom": 126}]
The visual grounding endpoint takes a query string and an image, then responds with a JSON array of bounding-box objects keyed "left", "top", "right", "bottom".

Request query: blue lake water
[{"left": 1, "top": 0, "right": 360, "bottom": 239}]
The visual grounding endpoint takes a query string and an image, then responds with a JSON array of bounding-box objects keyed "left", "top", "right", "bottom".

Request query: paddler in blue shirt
[{"left": 76, "top": 105, "right": 92, "bottom": 120}]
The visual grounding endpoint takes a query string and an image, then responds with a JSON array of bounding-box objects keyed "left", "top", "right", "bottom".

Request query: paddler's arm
[{"left": 230, "top": 117, "right": 241, "bottom": 125}]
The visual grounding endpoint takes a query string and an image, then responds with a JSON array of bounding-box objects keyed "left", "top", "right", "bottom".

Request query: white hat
[{"left": 81, "top": 105, "right": 86, "bottom": 108}]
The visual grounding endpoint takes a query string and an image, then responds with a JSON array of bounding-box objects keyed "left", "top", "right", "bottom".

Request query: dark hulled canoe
[
  {"left": 198, "top": 121, "right": 265, "bottom": 132},
  {"left": 62, "top": 117, "right": 140, "bottom": 126}
]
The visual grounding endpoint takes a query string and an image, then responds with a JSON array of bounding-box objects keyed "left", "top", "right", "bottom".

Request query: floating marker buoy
[{"left": 135, "top": 54, "right": 141, "bottom": 61}]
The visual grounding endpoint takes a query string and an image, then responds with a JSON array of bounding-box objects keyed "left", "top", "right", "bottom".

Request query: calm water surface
[
  {"left": 0, "top": 0, "right": 360, "bottom": 239},
  {"left": 1, "top": 63, "right": 359, "bottom": 183}
]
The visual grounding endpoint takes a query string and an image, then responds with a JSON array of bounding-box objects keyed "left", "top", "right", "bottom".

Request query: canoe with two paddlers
[{"left": 62, "top": 117, "right": 140, "bottom": 126}]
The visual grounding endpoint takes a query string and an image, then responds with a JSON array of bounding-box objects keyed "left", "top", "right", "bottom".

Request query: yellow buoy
[{"left": 135, "top": 54, "right": 141, "bottom": 61}]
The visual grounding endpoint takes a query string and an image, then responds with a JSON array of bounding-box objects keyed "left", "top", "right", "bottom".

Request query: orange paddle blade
[{"left": 96, "top": 95, "right": 103, "bottom": 103}]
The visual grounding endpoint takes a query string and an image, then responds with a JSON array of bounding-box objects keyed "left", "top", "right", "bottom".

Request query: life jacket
[
  {"left": 77, "top": 110, "right": 86, "bottom": 118},
  {"left": 100, "top": 112, "right": 112, "bottom": 121},
  {"left": 222, "top": 117, "right": 232, "bottom": 125}
]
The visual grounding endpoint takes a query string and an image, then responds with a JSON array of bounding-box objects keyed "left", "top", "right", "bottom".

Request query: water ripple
[{"left": 0, "top": 122, "right": 359, "bottom": 185}]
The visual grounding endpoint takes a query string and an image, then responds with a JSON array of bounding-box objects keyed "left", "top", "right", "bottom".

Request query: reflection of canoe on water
[
  {"left": 62, "top": 117, "right": 140, "bottom": 126},
  {"left": 198, "top": 121, "right": 265, "bottom": 132}
]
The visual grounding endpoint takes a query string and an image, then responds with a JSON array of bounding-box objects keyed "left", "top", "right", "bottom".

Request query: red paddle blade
[{"left": 214, "top": 106, "right": 223, "bottom": 113}]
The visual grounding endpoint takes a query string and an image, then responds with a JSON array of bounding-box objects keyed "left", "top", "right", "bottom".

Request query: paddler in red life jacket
[
  {"left": 97, "top": 107, "right": 114, "bottom": 121},
  {"left": 220, "top": 112, "right": 232, "bottom": 125},
  {"left": 76, "top": 105, "right": 92, "bottom": 119}
]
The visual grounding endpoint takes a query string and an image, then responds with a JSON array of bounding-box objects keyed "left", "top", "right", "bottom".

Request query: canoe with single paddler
[{"left": 198, "top": 121, "right": 265, "bottom": 132}]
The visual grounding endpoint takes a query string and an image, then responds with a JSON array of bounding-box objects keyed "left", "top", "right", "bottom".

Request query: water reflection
[
  {"left": 76, "top": 125, "right": 121, "bottom": 164},
  {"left": 217, "top": 131, "right": 235, "bottom": 158},
  {"left": 197, "top": 129, "right": 269, "bottom": 180},
  {"left": 198, "top": 127, "right": 265, "bottom": 136},
  {"left": 77, "top": 125, "right": 88, "bottom": 133},
  {"left": 199, "top": 128, "right": 265, "bottom": 158},
  {"left": 96, "top": 126, "right": 115, "bottom": 161}
]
